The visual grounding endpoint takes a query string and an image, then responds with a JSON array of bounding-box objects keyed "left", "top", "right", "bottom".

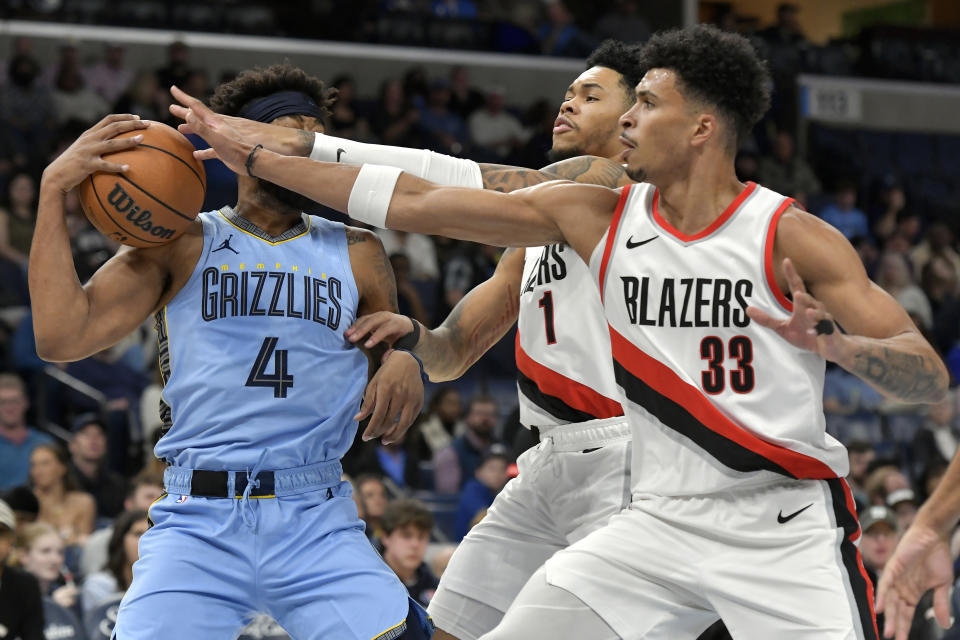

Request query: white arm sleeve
[{"left": 310, "top": 133, "right": 483, "bottom": 189}]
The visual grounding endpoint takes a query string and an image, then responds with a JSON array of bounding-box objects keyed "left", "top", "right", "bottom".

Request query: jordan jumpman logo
[{"left": 212, "top": 234, "right": 240, "bottom": 254}]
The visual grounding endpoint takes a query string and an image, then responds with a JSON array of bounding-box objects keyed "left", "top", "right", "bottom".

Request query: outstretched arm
[
  {"left": 170, "top": 86, "right": 631, "bottom": 194},
  {"left": 750, "top": 209, "right": 948, "bottom": 404},
  {"left": 346, "top": 248, "right": 524, "bottom": 381}
]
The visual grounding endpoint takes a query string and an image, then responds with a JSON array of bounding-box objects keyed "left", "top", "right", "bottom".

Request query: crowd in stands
[{"left": 1, "top": 2, "right": 960, "bottom": 638}]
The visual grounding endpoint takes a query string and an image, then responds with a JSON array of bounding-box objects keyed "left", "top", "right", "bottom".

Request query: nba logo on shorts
[{"left": 176, "top": 495, "right": 189, "bottom": 504}]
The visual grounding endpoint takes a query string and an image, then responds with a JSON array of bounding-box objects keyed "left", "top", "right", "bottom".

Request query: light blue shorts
[{"left": 113, "top": 462, "right": 411, "bottom": 640}]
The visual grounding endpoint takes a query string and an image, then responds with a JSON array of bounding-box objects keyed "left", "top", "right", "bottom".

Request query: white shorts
[
  {"left": 428, "top": 416, "right": 631, "bottom": 639},
  {"left": 543, "top": 478, "right": 878, "bottom": 640}
]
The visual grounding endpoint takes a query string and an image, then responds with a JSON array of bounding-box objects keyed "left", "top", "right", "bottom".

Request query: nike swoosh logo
[
  {"left": 777, "top": 503, "right": 813, "bottom": 524},
  {"left": 336, "top": 148, "right": 346, "bottom": 162},
  {"left": 625, "top": 235, "right": 658, "bottom": 249}
]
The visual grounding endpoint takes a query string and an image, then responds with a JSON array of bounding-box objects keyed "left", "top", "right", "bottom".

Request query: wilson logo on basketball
[{"left": 107, "top": 183, "right": 176, "bottom": 240}]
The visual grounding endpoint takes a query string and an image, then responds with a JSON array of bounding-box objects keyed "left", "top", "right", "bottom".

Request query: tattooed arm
[
  {"left": 751, "top": 208, "right": 948, "bottom": 404},
  {"left": 479, "top": 156, "right": 632, "bottom": 192},
  {"left": 346, "top": 227, "right": 424, "bottom": 442},
  {"left": 346, "top": 248, "right": 523, "bottom": 381}
]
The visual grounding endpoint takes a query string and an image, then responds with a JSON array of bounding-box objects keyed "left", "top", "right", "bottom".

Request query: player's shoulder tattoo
[
  {"left": 293, "top": 129, "right": 315, "bottom": 157},
  {"left": 345, "top": 227, "right": 371, "bottom": 245}
]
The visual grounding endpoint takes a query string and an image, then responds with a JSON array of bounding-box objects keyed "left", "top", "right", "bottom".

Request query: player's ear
[{"left": 691, "top": 113, "right": 717, "bottom": 149}]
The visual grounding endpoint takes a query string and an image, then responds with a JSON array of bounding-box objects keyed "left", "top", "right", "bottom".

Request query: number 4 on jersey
[{"left": 246, "top": 337, "right": 294, "bottom": 398}]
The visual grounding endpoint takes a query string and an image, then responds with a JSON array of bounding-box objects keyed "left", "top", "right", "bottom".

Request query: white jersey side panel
[
  {"left": 516, "top": 244, "right": 623, "bottom": 428},
  {"left": 590, "top": 183, "right": 848, "bottom": 496}
]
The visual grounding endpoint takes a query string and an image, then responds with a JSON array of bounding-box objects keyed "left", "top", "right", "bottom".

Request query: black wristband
[
  {"left": 815, "top": 319, "right": 835, "bottom": 336},
  {"left": 393, "top": 348, "right": 428, "bottom": 383},
  {"left": 245, "top": 143, "right": 264, "bottom": 177},
  {"left": 393, "top": 317, "right": 420, "bottom": 351}
]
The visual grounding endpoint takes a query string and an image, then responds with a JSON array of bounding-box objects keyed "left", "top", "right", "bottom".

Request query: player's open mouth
[{"left": 553, "top": 117, "right": 574, "bottom": 134}]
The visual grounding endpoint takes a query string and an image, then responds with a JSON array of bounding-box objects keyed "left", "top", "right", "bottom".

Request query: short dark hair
[
  {"left": 209, "top": 63, "right": 336, "bottom": 122},
  {"left": 585, "top": 39, "right": 646, "bottom": 104},
  {"left": 381, "top": 499, "right": 433, "bottom": 535},
  {"left": 637, "top": 25, "right": 771, "bottom": 148},
  {"left": 846, "top": 440, "right": 874, "bottom": 455},
  {"left": 126, "top": 469, "right": 164, "bottom": 498}
]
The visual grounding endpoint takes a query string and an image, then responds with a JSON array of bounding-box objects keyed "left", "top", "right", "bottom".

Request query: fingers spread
[
  {"left": 354, "top": 383, "right": 376, "bottom": 425},
  {"left": 932, "top": 585, "right": 951, "bottom": 629},
  {"left": 93, "top": 113, "right": 141, "bottom": 130},
  {"left": 782, "top": 258, "right": 807, "bottom": 297},
  {"left": 746, "top": 305, "right": 779, "bottom": 329}
]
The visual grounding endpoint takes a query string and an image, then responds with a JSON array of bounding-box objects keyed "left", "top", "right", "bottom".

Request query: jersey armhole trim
[
  {"left": 763, "top": 197, "right": 796, "bottom": 313},
  {"left": 598, "top": 184, "right": 632, "bottom": 303}
]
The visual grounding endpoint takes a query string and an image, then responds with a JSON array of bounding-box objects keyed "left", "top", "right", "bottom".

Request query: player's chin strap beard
[{"left": 240, "top": 448, "right": 269, "bottom": 530}]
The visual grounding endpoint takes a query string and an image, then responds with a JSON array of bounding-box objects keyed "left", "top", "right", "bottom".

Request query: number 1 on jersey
[
  {"left": 538, "top": 291, "right": 557, "bottom": 345},
  {"left": 246, "top": 337, "right": 294, "bottom": 398}
]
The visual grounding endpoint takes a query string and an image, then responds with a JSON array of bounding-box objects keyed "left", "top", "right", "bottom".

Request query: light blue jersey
[{"left": 153, "top": 207, "right": 368, "bottom": 469}]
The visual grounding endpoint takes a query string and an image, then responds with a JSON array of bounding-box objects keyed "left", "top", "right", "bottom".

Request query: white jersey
[
  {"left": 589, "top": 182, "right": 849, "bottom": 496},
  {"left": 516, "top": 244, "right": 623, "bottom": 428}
]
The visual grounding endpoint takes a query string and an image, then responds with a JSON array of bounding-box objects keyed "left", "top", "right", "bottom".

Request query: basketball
[{"left": 77, "top": 121, "right": 206, "bottom": 248}]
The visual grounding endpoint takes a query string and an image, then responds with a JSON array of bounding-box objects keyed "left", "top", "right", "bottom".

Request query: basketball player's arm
[
  {"left": 30, "top": 115, "right": 171, "bottom": 362},
  {"left": 752, "top": 209, "right": 948, "bottom": 403},
  {"left": 346, "top": 248, "right": 524, "bottom": 381},
  {"left": 170, "top": 88, "right": 632, "bottom": 191},
  {"left": 347, "top": 227, "right": 425, "bottom": 444}
]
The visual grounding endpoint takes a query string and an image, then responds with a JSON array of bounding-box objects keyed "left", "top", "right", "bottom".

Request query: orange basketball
[{"left": 78, "top": 121, "right": 206, "bottom": 248}]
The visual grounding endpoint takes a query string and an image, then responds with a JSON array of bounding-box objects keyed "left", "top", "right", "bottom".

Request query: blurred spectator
[
  {"left": 155, "top": 41, "right": 192, "bottom": 95},
  {"left": 81, "top": 509, "right": 148, "bottom": 620},
  {"left": 870, "top": 177, "right": 907, "bottom": 243},
  {"left": 379, "top": 499, "right": 438, "bottom": 607},
  {"left": 370, "top": 78, "right": 423, "bottom": 148},
  {"left": 454, "top": 445, "right": 509, "bottom": 540},
  {"left": 865, "top": 464, "right": 910, "bottom": 507},
  {"left": 859, "top": 505, "right": 898, "bottom": 583},
  {"left": 414, "top": 387, "right": 464, "bottom": 461},
  {"left": 912, "top": 392, "right": 959, "bottom": 485},
  {"left": 734, "top": 150, "right": 760, "bottom": 184},
  {"left": 885, "top": 486, "right": 917, "bottom": 532},
  {"left": 30, "top": 443, "right": 95, "bottom": 546},
  {"left": 822, "top": 365, "right": 884, "bottom": 444},
  {"left": 818, "top": 180, "right": 869, "bottom": 240},
  {"left": 537, "top": 1, "right": 595, "bottom": 58},
  {"left": 448, "top": 66, "right": 484, "bottom": 121},
  {"left": 913, "top": 222, "right": 960, "bottom": 290},
  {"left": 181, "top": 68, "right": 212, "bottom": 105},
  {"left": 758, "top": 2, "right": 807, "bottom": 45},
  {"left": 0, "top": 171, "right": 38, "bottom": 268},
  {"left": 876, "top": 252, "right": 932, "bottom": 331},
  {"left": 16, "top": 522, "right": 81, "bottom": 619},
  {"left": 0, "top": 54, "right": 56, "bottom": 164},
  {"left": 329, "top": 74, "right": 370, "bottom": 141},
  {"left": 51, "top": 63, "right": 109, "bottom": 126},
  {"left": 0, "top": 372, "right": 53, "bottom": 490},
  {"left": 418, "top": 78, "right": 468, "bottom": 155},
  {"left": 39, "top": 44, "right": 79, "bottom": 89},
  {"left": 68, "top": 414, "right": 126, "bottom": 521},
  {"left": 468, "top": 87, "right": 528, "bottom": 159},
  {"left": 378, "top": 229, "right": 439, "bottom": 282},
  {"left": 757, "top": 130, "right": 820, "bottom": 202},
  {"left": 402, "top": 67, "right": 429, "bottom": 109},
  {"left": 440, "top": 243, "right": 500, "bottom": 318},
  {"left": 0, "top": 499, "right": 45, "bottom": 640},
  {"left": 434, "top": 394, "right": 501, "bottom": 493},
  {"left": 593, "top": 1, "right": 651, "bottom": 45},
  {"left": 2, "top": 485, "right": 39, "bottom": 537},
  {"left": 846, "top": 440, "right": 875, "bottom": 509},
  {"left": 113, "top": 70, "right": 165, "bottom": 122},
  {"left": 355, "top": 474, "right": 389, "bottom": 542},
  {"left": 84, "top": 44, "right": 133, "bottom": 106},
  {"left": 80, "top": 469, "right": 163, "bottom": 579},
  {"left": 389, "top": 253, "right": 431, "bottom": 325},
  {"left": 350, "top": 429, "right": 425, "bottom": 491},
  {"left": 924, "top": 254, "right": 960, "bottom": 357}
]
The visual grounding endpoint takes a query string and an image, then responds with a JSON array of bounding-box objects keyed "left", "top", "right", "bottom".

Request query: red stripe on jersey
[
  {"left": 839, "top": 478, "right": 879, "bottom": 638},
  {"left": 597, "top": 184, "right": 633, "bottom": 304},
  {"left": 652, "top": 181, "right": 757, "bottom": 243},
  {"left": 763, "top": 197, "right": 796, "bottom": 312},
  {"left": 608, "top": 326, "right": 838, "bottom": 479},
  {"left": 515, "top": 333, "right": 623, "bottom": 419}
]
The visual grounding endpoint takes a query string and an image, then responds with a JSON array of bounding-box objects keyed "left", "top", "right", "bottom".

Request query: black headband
[{"left": 238, "top": 90, "right": 325, "bottom": 123}]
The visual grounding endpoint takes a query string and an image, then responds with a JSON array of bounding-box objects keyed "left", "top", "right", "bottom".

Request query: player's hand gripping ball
[{"left": 78, "top": 120, "right": 206, "bottom": 247}]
